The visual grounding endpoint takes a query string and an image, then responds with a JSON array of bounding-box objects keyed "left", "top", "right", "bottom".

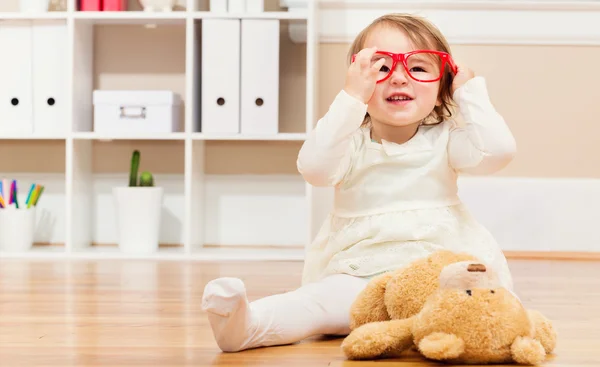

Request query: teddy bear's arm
[
  {"left": 527, "top": 309, "right": 557, "bottom": 354},
  {"left": 348, "top": 272, "right": 394, "bottom": 330},
  {"left": 341, "top": 319, "right": 414, "bottom": 360},
  {"left": 417, "top": 332, "right": 465, "bottom": 361}
]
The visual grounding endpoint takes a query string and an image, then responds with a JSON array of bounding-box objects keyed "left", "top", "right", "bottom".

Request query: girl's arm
[
  {"left": 447, "top": 76, "right": 517, "bottom": 175},
  {"left": 297, "top": 89, "right": 367, "bottom": 186}
]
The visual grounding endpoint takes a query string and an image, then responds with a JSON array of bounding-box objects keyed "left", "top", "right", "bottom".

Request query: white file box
[
  {"left": 0, "top": 21, "right": 34, "bottom": 135},
  {"left": 246, "top": 0, "right": 263, "bottom": 12},
  {"left": 201, "top": 19, "right": 241, "bottom": 134},
  {"left": 209, "top": 0, "right": 227, "bottom": 12},
  {"left": 228, "top": 0, "right": 245, "bottom": 12},
  {"left": 240, "top": 19, "right": 280, "bottom": 135},
  {"left": 32, "top": 21, "right": 67, "bottom": 136},
  {"left": 93, "top": 90, "right": 182, "bottom": 134}
]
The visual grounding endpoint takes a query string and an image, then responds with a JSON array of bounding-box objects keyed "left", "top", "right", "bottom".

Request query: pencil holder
[
  {"left": 0, "top": 207, "right": 36, "bottom": 252},
  {"left": 113, "top": 186, "right": 163, "bottom": 255}
]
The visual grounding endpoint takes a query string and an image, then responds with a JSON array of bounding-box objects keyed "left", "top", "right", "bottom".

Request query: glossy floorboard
[{"left": 0, "top": 257, "right": 598, "bottom": 366}]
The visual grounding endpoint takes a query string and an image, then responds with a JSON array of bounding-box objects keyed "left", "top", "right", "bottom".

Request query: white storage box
[{"left": 93, "top": 90, "right": 182, "bottom": 134}]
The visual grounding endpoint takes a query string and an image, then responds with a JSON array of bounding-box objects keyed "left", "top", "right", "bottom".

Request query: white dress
[{"left": 296, "top": 76, "right": 517, "bottom": 290}]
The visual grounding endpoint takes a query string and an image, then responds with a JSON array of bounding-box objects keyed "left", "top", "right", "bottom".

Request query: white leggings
[{"left": 202, "top": 273, "right": 369, "bottom": 351}]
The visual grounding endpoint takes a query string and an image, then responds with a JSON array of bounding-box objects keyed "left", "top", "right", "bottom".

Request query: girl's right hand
[{"left": 343, "top": 47, "right": 386, "bottom": 104}]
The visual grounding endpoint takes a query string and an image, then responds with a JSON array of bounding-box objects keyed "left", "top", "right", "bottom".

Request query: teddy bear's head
[
  {"left": 411, "top": 261, "right": 541, "bottom": 364},
  {"left": 342, "top": 254, "right": 556, "bottom": 364},
  {"left": 382, "top": 251, "right": 479, "bottom": 321}
]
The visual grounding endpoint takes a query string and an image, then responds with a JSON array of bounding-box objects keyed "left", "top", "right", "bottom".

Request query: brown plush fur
[
  {"left": 342, "top": 251, "right": 557, "bottom": 365},
  {"left": 349, "top": 250, "right": 477, "bottom": 329}
]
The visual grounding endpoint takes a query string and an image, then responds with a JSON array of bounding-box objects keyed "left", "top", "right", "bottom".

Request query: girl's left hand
[{"left": 451, "top": 63, "right": 475, "bottom": 94}]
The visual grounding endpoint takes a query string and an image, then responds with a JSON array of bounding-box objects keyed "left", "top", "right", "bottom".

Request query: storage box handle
[{"left": 120, "top": 106, "right": 146, "bottom": 119}]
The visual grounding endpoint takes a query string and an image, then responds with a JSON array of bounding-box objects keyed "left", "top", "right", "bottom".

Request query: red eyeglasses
[{"left": 351, "top": 50, "right": 457, "bottom": 83}]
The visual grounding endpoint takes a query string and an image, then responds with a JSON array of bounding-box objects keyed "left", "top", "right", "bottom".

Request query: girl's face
[{"left": 363, "top": 26, "right": 442, "bottom": 128}]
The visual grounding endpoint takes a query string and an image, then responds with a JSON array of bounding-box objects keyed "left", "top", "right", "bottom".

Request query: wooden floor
[{"left": 0, "top": 257, "right": 598, "bottom": 366}]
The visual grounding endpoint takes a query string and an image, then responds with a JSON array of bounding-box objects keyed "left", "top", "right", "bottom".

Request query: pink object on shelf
[
  {"left": 79, "top": 0, "right": 101, "bottom": 11},
  {"left": 102, "top": 0, "right": 127, "bottom": 11}
]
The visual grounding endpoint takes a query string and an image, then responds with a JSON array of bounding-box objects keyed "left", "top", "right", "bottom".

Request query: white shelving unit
[{"left": 0, "top": 0, "right": 321, "bottom": 260}]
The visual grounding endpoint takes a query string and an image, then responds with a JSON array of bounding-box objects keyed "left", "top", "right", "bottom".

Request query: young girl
[{"left": 202, "top": 13, "right": 516, "bottom": 353}]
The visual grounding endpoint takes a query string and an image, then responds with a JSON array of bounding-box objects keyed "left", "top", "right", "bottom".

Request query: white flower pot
[
  {"left": 0, "top": 207, "right": 36, "bottom": 252},
  {"left": 19, "top": 0, "right": 50, "bottom": 12},
  {"left": 113, "top": 186, "right": 163, "bottom": 255}
]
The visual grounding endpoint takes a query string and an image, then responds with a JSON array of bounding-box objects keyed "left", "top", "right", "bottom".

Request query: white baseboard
[
  {"left": 201, "top": 175, "right": 307, "bottom": 246},
  {"left": 282, "top": 0, "right": 600, "bottom": 45}
]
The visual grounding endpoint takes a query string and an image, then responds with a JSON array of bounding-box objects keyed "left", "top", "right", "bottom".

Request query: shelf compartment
[
  {"left": 190, "top": 16, "right": 307, "bottom": 137},
  {"left": 189, "top": 139, "right": 307, "bottom": 252},
  {"left": 0, "top": 140, "right": 66, "bottom": 255},
  {"left": 69, "top": 139, "right": 186, "bottom": 254},
  {"left": 72, "top": 19, "right": 187, "bottom": 134}
]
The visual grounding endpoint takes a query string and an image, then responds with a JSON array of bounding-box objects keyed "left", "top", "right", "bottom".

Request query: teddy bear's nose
[{"left": 467, "top": 264, "right": 486, "bottom": 272}]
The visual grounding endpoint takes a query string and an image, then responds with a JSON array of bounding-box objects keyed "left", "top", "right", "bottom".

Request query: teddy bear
[
  {"left": 341, "top": 251, "right": 557, "bottom": 365},
  {"left": 348, "top": 250, "right": 479, "bottom": 330}
]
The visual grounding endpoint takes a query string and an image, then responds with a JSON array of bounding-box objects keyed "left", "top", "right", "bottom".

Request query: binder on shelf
[
  {"left": 79, "top": 0, "right": 101, "bottom": 11},
  {"left": 32, "top": 21, "right": 67, "bottom": 136},
  {"left": 0, "top": 21, "right": 33, "bottom": 135},
  {"left": 246, "top": 0, "right": 264, "bottom": 13},
  {"left": 103, "top": 0, "right": 127, "bottom": 11},
  {"left": 228, "top": 0, "right": 245, "bottom": 12},
  {"left": 209, "top": 0, "right": 228, "bottom": 12},
  {"left": 201, "top": 19, "right": 241, "bottom": 134},
  {"left": 240, "top": 19, "right": 280, "bottom": 135}
]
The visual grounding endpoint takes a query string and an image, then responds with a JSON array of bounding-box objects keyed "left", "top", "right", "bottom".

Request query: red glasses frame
[{"left": 351, "top": 50, "right": 458, "bottom": 83}]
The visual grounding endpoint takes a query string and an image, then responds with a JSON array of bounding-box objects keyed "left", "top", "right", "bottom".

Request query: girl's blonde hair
[{"left": 348, "top": 13, "right": 455, "bottom": 126}]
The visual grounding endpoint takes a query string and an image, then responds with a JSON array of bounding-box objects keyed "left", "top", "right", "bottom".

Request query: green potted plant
[{"left": 112, "top": 149, "right": 164, "bottom": 255}]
